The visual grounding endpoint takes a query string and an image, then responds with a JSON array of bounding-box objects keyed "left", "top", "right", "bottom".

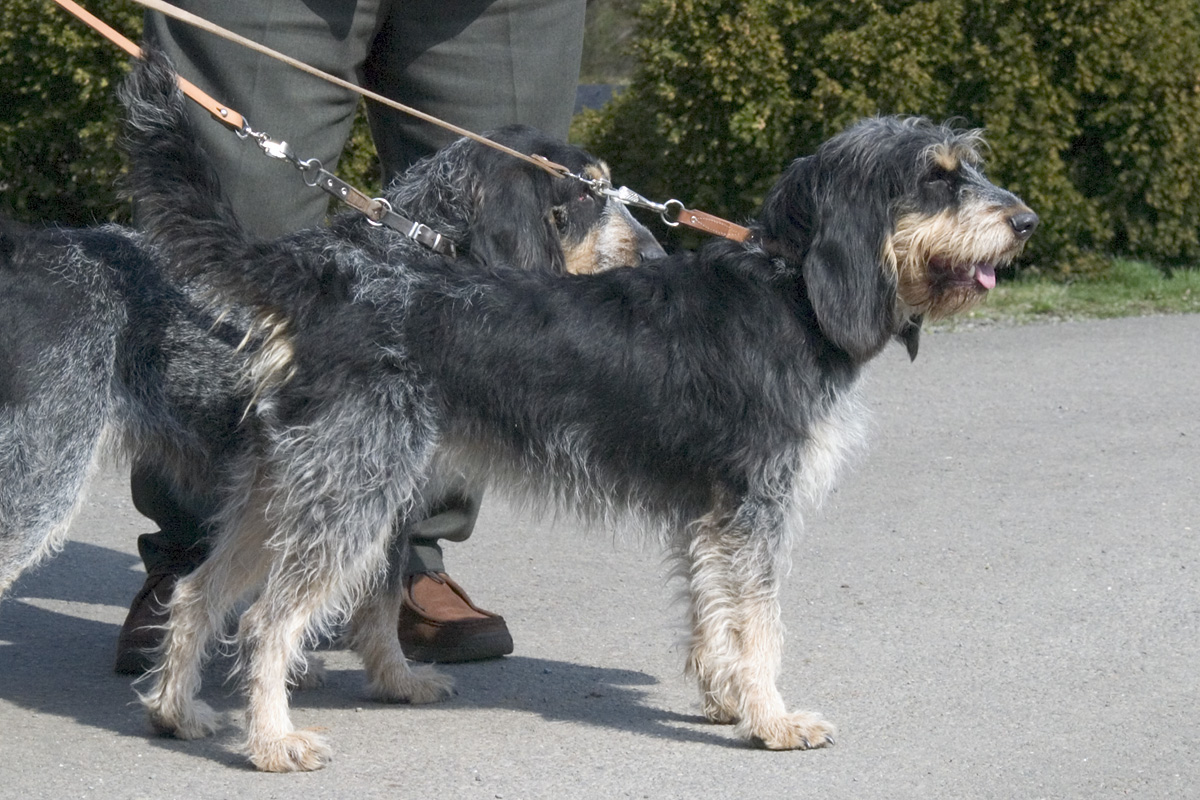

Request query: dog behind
[{"left": 0, "top": 79, "right": 660, "bottom": 601}]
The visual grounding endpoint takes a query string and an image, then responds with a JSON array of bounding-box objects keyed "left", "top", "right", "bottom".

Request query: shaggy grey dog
[{"left": 120, "top": 51, "right": 1036, "bottom": 771}]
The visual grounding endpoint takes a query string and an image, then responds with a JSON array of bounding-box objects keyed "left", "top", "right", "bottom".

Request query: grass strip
[{"left": 947, "top": 260, "right": 1200, "bottom": 326}]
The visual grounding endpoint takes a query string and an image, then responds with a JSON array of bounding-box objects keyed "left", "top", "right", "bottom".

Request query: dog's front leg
[
  {"left": 683, "top": 513, "right": 745, "bottom": 725},
  {"left": 684, "top": 509, "right": 835, "bottom": 750},
  {"left": 726, "top": 569, "right": 835, "bottom": 751}
]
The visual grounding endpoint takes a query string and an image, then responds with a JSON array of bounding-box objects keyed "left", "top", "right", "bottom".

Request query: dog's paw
[
  {"left": 367, "top": 662, "right": 455, "bottom": 705},
  {"left": 248, "top": 728, "right": 333, "bottom": 772},
  {"left": 287, "top": 654, "right": 328, "bottom": 691},
  {"left": 146, "top": 698, "right": 220, "bottom": 740},
  {"left": 700, "top": 694, "right": 738, "bottom": 725},
  {"left": 741, "top": 711, "right": 836, "bottom": 751}
]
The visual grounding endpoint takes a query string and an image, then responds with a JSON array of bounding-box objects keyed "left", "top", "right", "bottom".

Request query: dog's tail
[
  {"left": 119, "top": 46, "right": 247, "bottom": 260},
  {"left": 119, "top": 46, "right": 340, "bottom": 347}
]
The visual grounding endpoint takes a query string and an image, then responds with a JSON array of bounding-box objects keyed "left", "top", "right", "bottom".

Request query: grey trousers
[{"left": 132, "top": 0, "right": 585, "bottom": 576}]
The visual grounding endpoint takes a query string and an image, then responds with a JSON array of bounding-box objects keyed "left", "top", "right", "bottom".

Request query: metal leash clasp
[
  {"left": 567, "top": 169, "right": 750, "bottom": 242},
  {"left": 573, "top": 172, "right": 684, "bottom": 228},
  {"left": 237, "top": 120, "right": 300, "bottom": 166},
  {"left": 601, "top": 184, "right": 684, "bottom": 227},
  {"left": 258, "top": 137, "right": 296, "bottom": 162}
]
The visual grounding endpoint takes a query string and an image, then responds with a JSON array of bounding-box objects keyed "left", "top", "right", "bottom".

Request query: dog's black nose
[
  {"left": 641, "top": 240, "right": 667, "bottom": 262},
  {"left": 638, "top": 234, "right": 667, "bottom": 263},
  {"left": 1009, "top": 210, "right": 1039, "bottom": 240}
]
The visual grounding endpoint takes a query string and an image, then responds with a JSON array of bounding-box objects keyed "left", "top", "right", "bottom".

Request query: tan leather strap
[
  {"left": 52, "top": 0, "right": 755, "bottom": 246},
  {"left": 50, "top": 0, "right": 244, "bottom": 131},
  {"left": 674, "top": 207, "right": 753, "bottom": 242}
]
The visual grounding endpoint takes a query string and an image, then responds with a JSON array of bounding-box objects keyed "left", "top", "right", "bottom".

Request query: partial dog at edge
[
  {"left": 0, "top": 61, "right": 661, "bottom": 662},
  {"left": 121, "top": 51, "right": 1037, "bottom": 771}
]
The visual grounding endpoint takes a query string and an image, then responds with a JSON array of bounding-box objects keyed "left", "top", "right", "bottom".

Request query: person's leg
[
  {"left": 114, "top": 466, "right": 214, "bottom": 673},
  {"left": 395, "top": 487, "right": 516, "bottom": 662},
  {"left": 367, "top": 0, "right": 586, "bottom": 558},
  {"left": 142, "top": 0, "right": 391, "bottom": 236},
  {"left": 364, "top": 0, "right": 586, "bottom": 174},
  {"left": 118, "top": 0, "right": 389, "bottom": 673},
  {"left": 365, "top": 0, "right": 585, "bottom": 661}
]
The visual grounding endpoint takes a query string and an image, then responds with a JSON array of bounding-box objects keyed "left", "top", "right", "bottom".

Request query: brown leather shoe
[
  {"left": 397, "top": 572, "right": 513, "bottom": 663},
  {"left": 113, "top": 572, "right": 177, "bottom": 675}
]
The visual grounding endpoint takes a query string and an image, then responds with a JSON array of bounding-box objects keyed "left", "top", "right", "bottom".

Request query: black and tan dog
[{"left": 120, "top": 52, "right": 1036, "bottom": 771}]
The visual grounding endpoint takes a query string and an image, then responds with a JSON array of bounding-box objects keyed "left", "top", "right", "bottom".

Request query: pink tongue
[{"left": 975, "top": 263, "right": 996, "bottom": 289}]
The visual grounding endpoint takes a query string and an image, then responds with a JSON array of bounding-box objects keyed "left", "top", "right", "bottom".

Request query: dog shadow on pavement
[{"left": 0, "top": 541, "right": 743, "bottom": 768}]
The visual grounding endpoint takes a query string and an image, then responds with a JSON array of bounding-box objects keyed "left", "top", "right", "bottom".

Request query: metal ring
[
  {"left": 660, "top": 199, "right": 684, "bottom": 227},
  {"left": 366, "top": 196, "right": 393, "bottom": 227},
  {"left": 300, "top": 158, "right": 325, "bottom": 186}
]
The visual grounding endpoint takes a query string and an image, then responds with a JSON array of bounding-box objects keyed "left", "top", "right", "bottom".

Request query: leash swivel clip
[
  {"left": 573, "top": 173, "right": 685, "bottom": 228},
  {"left": 237, "top": 120, "right": 302, "bottom": 166},
  {"left": 601, "top": 184, "right": 685, "bottom": 228},
  {"left": 573, "top": 172, "right": 753, "bottom": 243}
]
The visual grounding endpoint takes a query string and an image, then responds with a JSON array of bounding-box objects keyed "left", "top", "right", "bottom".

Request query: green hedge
[
  {"left": 8, "top": 0, "right": 1200, "bottom": 275},
  {"left": 576, "top": 0, "right": 1200, "bottom": 274},
  {"left": 0, "top": 0, "right": 142, "bottom": 225},
  {"left": 0, "top": 0, "right": 383, "bottom": 226}
]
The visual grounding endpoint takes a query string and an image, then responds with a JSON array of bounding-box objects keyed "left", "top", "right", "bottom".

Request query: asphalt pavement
[{"left": 0, "top": 314, "right": 1197, "bottom": 799}]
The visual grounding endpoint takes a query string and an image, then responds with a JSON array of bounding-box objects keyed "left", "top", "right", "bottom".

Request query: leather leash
[
  {"left": 50, "top": 0, "right": 245, "bottom": 131},
  {"left": 50, "top": 0, "right": 753, "bottom": 245},
  {"left": 50, "top": 0, "right": 458, "bottom": 256}
]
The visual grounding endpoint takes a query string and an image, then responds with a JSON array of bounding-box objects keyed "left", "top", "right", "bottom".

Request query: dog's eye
[{"left": 924, "top": 169, "right": 957, "bottom": 197}]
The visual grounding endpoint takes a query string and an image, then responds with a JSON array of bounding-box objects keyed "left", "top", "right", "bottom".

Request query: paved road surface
[{"left": 1, "top": 315, "right": 1197, "bottom": 799}]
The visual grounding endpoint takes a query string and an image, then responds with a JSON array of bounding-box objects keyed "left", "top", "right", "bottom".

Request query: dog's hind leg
[
  {"left": 237, "top": 569, "right": 340, "bottom": 772},
  {"left": 237, "top": 524, "right": 401, "bottom": 773},
  {"left": 683, "top": 499, "right": 835, "bottom": 750},
  {"left": 348, "top": 565, "right": 455, "bottom": 704},
  {"left": 141, "top": 490, "right": 275, "bottom": 739},
  {"left": 0, "top": 396, "right": 112, "bottom": 597},
  {"left": 235, "top": 490, "right": 411, "bottom": 771}
]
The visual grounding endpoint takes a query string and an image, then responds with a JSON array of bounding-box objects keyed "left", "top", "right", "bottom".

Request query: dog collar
[
  {"left": 301, "top": 163, "right": 456, "bottom": 258},
  {"left": 248, "top": 132, "right": 457, "bottom": 259}
]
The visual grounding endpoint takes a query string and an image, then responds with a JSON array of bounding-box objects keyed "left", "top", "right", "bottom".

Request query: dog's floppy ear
[
  {"left": 762, "top": 154, "right": 897, "bottom": 362},
  {"left": 468, "top": 163, "right": 567, "bottom": 273}
]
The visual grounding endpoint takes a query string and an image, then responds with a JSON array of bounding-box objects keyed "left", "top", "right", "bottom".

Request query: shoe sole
[{"left": 401, "top": 631, "right": 514, "bottom": 664}]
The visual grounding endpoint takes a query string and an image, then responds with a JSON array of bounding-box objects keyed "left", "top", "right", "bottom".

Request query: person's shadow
[{"left": 0, "top": 541, "right": 739, "bottom": 769}]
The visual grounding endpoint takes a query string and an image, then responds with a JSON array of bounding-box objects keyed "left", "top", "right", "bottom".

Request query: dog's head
[
  {"left": 760, "top": 117, "right": 1037, "bottom": 361},
  {"left": 462, "top": 125, "right": 665, "bottom": 274}
]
